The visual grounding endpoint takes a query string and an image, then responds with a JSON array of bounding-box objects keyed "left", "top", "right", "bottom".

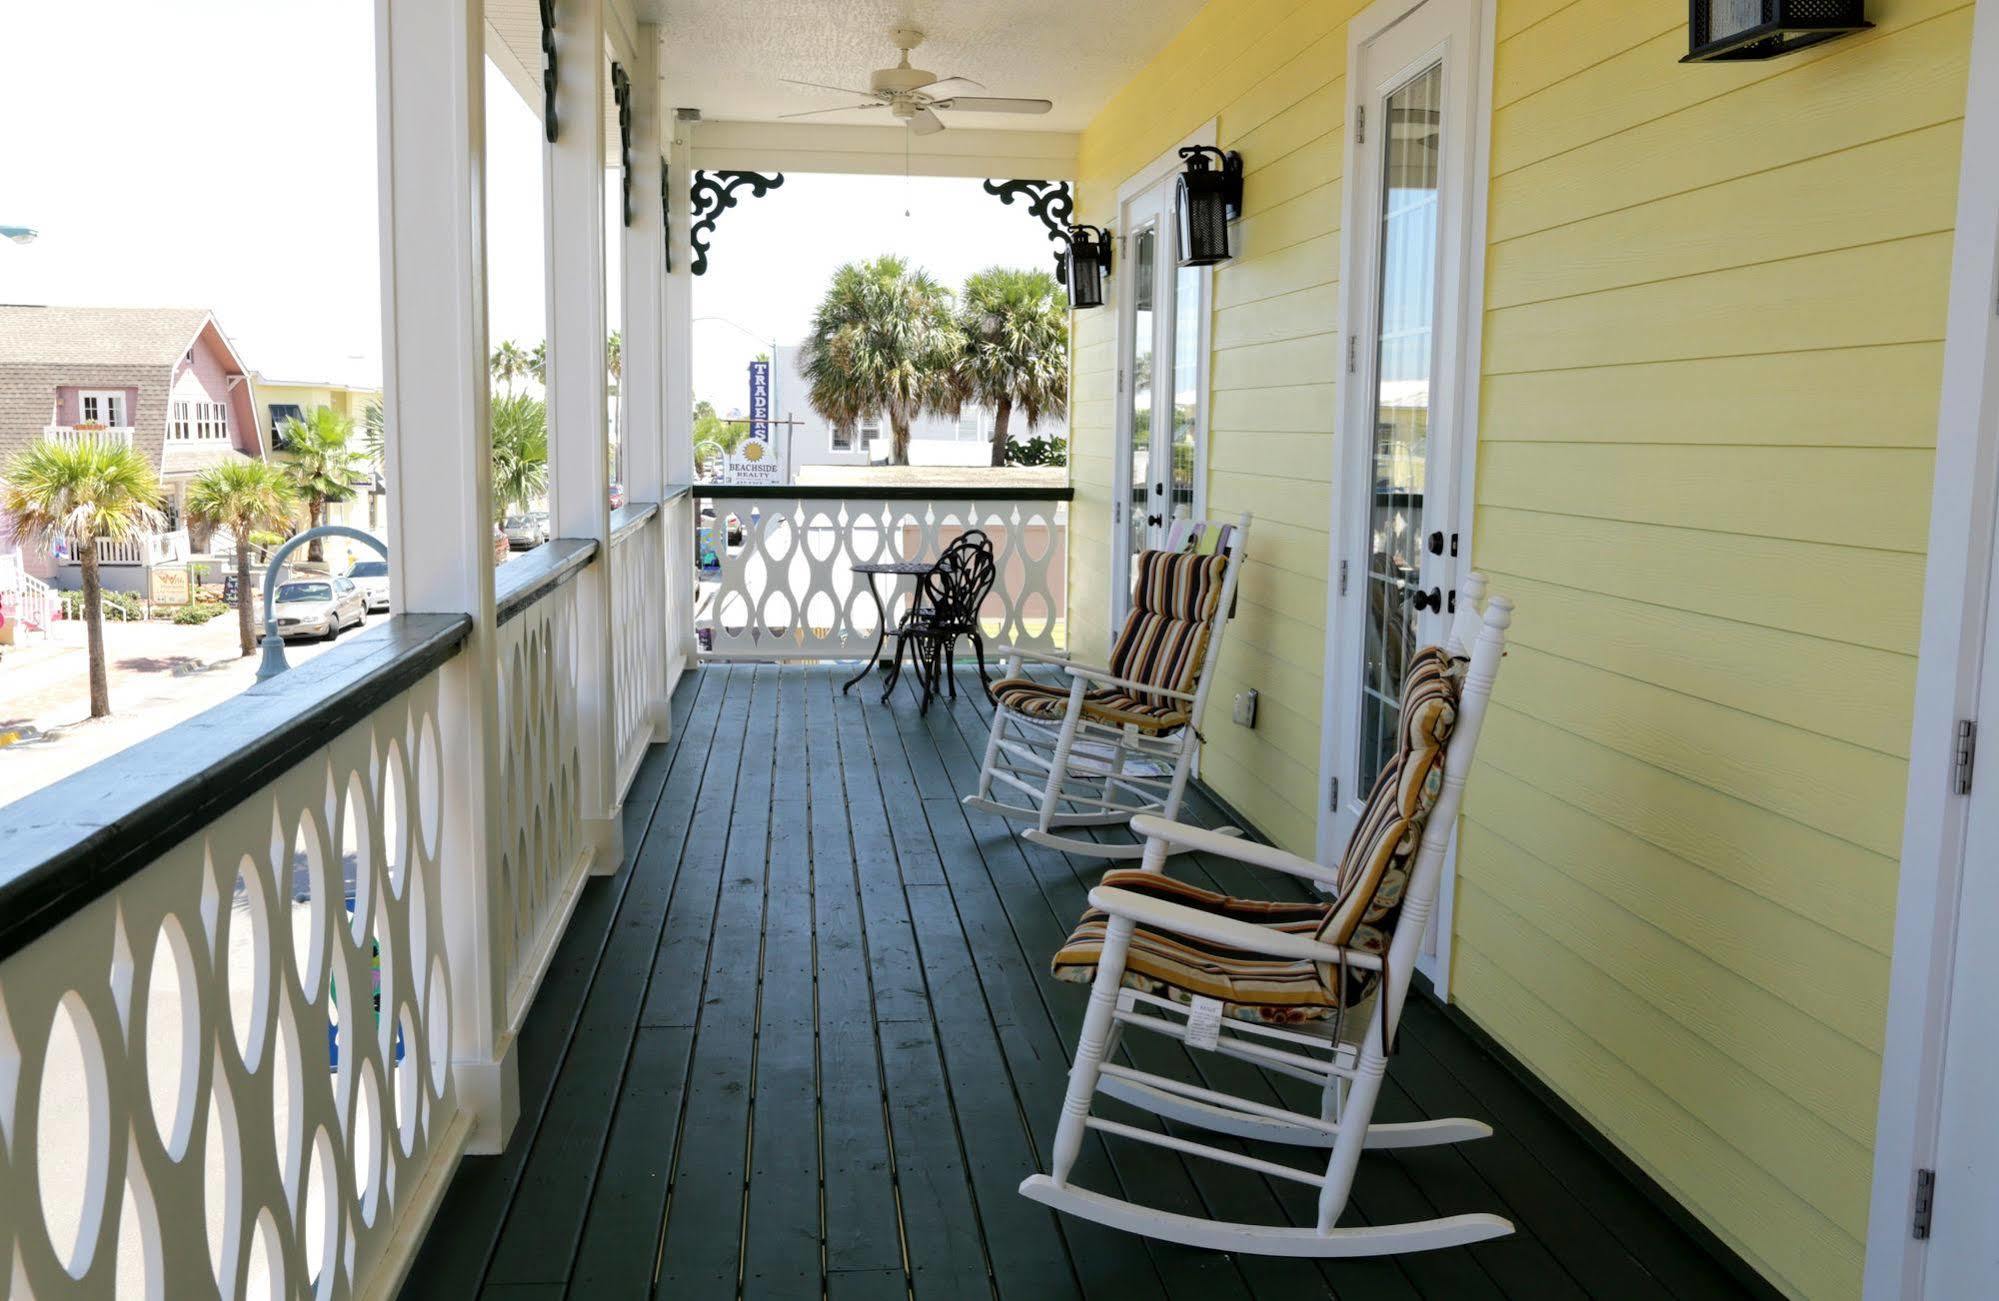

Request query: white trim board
[
  {"left": 1316, "top": 0, "right": 1495, "bottom": 998},
  {"left": 688, "top": 119, "right": 1078, "bottom": 180},
  {"left": 1866, "top": 0, "right": 1999, "bottom": 1295}
]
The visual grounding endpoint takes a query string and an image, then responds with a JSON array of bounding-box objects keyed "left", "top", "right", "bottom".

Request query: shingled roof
[{"left": 0, "top": 304, "right": 217, "bottom": 368}]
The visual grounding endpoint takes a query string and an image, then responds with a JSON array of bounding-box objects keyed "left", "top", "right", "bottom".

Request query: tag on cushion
[{"left": 1184, "top": 995, "right": 1224, "bottom": 1049}]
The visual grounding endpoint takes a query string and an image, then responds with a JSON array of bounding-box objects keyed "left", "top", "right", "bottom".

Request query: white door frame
[
  {"left": 1866, "top": 1, "right": 1999, "bottom": 1294},
  {"left": 1109, "top": 122, "right": 1217, "bottom": 642},
  {"left": 1317, "top": 0, "right": 1494, "bottom": 995}
]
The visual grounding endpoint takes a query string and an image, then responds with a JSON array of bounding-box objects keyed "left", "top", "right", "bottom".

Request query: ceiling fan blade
[
  {"left": 930, "top": 96, "right": 1052, "bottom": 115},
  {"left": 779, "top": 77, "right": 882, "bottom": 98},
  {"left": 924, "top": 74, "right": 987, "bottom": 94},
  {"left": 908, "top": 107, "right": 947, "bottom": 136},
  {"left": 779, "top": 103, "right": 886, "bottom": 119}
]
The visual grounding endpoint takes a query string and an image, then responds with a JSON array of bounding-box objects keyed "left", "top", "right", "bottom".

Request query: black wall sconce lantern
[
  {"left": 1175, "top": 145, "right": 1243, "bottom": 267},
  {"left": 1058, "top": 225, "right": 1114, "bottom": 310},
  {"left": 1682, "top": 1, "right": 1870, "bottom": 62}
]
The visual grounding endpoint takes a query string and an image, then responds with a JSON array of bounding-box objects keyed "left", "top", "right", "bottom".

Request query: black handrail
[
  {"left": 495, "top": 537, "right": 597, "bottom": 624},
  {"left": 0, "top": 614, "right": 473, "bottom": 962},
  {"left": 693, "top": 483, "right": 1074, "bottom": 501}
]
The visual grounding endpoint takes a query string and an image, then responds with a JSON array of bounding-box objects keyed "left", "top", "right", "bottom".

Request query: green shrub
[
  {"left": 1006, "top": 434, "right": 1068, "bottom": 467},
  {"left": 59, "top": 589, "right": 145, "bottom": 621},
  {"left": 171, "top": 604, "right": 218, "bottom": 625}
]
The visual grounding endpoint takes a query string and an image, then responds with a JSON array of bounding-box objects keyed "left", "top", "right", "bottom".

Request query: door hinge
[
  {"left": 1338, "top": 558, "right": 1349, "bottom": 596},
  {"left": 1953, "top": 720, "right": 1976, "bottom": 794},
  {"left": 1347, "top": 335, "right": 1358, "bottom": 374},
  {"left": 1912, "top": 1168, "right": 1936, "bottom": 1240},
  {"left": 1117, "top": 365, "right": 1125, "bottom": 393},
  {"left": 1329, "top": 775, "right": 1340, "bottom": 810},
  {"left": 1354, "top": 104, "right": 1365, "bottom": 144}
]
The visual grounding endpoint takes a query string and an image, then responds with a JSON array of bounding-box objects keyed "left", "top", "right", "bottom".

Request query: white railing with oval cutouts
[
  {"left": 493, "top": 572, "right": 588, "bottom": 1033},
  {"left": 696, "top": 493, "right": 1067, "bottom": 660},
  {"left": 610, "top": 507, "right": 665, "bottom": 798},
  {"left": 0, "top": 671, "right": 461, "bottom": 1300}
]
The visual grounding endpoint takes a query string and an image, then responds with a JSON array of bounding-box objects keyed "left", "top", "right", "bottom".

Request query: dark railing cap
[
  {"left": 495, "top": 537, "right": 597, "bottom": 624},
  {"left": 694, "top": 483, "right": 1074, "bottom": 502},
  {"left": 0, "top": 613, "right": 472, "bottom": 962}
]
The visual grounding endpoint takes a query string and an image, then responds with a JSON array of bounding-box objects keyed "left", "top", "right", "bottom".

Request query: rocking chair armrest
[
  {"left": 1129, "top": 816, "right": 1343, "bottom": 890},
  {"left": 1086, "top": 886, "right": 1382, "bottom": 971},
  {"left": 990, "top": 644, "right": 1080, "bottom": 670},
  {"left": 1061, "top": 663, "right": 1200, "bottom": 704}
]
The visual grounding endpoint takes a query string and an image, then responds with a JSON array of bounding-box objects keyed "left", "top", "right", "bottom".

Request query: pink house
[{"left": 0, "top": 305, "right": 265, "bottom": 587}]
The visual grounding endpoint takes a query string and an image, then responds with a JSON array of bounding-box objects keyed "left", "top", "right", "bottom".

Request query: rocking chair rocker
[
  {"left": 1020, "top": 574, "right": 1515, "bottom": 1257},
  {"left": 963, "top": 515, "right": 1250, "bottom": 859}
]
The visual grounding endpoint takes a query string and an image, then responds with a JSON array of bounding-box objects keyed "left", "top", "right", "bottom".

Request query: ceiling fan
[{"left": 779, "top": 27, "right": 1052, "bottom": 136}]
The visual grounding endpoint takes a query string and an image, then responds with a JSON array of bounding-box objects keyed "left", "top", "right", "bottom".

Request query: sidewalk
[{"left": 1, "top": 610, "right": 355, "bottom": 806}]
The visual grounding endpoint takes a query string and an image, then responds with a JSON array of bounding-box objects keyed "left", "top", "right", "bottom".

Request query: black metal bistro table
[{"left": 841, "top": 559, "right": 940, "bottom": 698}]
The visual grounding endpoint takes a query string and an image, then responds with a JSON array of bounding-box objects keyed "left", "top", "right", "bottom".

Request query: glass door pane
[
  {"left": 1126, "top": 220, "right": 1158, "bottom": 587},
  {"left": 1358, "top": 61, "right": 1443, "bottom": 793},
  {"left": 1168, "top": 261, "right": 1201, "bottom": 531}
]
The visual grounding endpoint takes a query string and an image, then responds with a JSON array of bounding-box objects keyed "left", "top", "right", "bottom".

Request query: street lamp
[{"left": 1, "top": 225, "right": 38, "bottom": 245}]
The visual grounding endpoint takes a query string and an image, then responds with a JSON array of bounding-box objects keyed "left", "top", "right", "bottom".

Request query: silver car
[
  {"left": 272, "top": 577, "right": 367, "bottom": 641},
  {"left": 503, "top": 514, "right": 548, "bottom": 550},
  {"left": 346, "top": 559, "right": 391, "bottom": 612}
]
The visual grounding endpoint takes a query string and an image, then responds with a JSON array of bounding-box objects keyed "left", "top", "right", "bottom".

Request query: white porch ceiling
[{"left": 643, "top": 0, "right": 1205, "bottom": 134}]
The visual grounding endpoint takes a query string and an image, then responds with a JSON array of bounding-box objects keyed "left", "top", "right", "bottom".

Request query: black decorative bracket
[
  {"left": 660, "top": 156, "right": 672, "bottom": 272},
  {"left": 538, "top": 0, "right": 558, "bottom": 143},
  {"left": 689, "top": 170, "right": 785, "bottom": 276},
  {"left": 611, "top": 63, "right": 632, "bottom": 226},
  {"left": 983, "top": 178, "right": 1075, "bottom": 277}
]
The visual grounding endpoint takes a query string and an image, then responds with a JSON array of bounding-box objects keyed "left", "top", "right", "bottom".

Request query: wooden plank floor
[{"left": 410, "top": 663, "right": 1755, "bottom": 1300}]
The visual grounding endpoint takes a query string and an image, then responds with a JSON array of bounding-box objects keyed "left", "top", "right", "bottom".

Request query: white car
[
  {"left": 346, "top": 559, "right": 391, "bottom": 612},
  {"left": 272, "top": 576, "right": 367, "bottom": 641}
]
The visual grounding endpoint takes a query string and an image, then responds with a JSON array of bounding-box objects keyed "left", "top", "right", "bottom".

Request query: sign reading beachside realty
[{"left": 726, "top": 358, "right": 781, "bottom": 485}]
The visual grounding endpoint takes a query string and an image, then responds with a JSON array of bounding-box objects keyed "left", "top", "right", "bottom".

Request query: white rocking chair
[
  {"left": 963, "top": 515, "right": 1250, "bottom": 859},
  {"left": 1020, "top": 574, "right": 1515, "bottom": 1257}
]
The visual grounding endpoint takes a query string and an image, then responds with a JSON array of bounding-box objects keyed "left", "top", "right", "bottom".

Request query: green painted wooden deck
[{"left": 408, "top": 663, "right": 1753, "bottom": 1300}]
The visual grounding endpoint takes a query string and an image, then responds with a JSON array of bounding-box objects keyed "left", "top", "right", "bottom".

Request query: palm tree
[
  {"left": 491, "top": 339, "right": 530, "bottom": 394},
  {"left": 278, "top": 406, "right": 366, "bottom": 562},
  {"left": 957, "top": 267, "right": 1070, "bottom": 467},
  {"left": 360, "top": 399, "right": 385, "bottom": 466},
  {"left": 490, "top": 392, "right": 549, "bottom": 520},
  {"left": 527, "top": 340, "right": 547, "bottom": 388},
  {"left": 606, "top": 330, "right": 622, "bottom": 392},
  {"left": 801, "top": 255, "right": 963, "bottom": 466},
  {"left": 186, "top": 460, "right": 299, "bottom": 657},
  {"left": 2, "top": 437, "right": 163, "bottom": 717}
]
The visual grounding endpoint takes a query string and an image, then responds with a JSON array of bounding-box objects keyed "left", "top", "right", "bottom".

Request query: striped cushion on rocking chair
[
  {"left": 1049, "top": 647, "right": 1464, "bottom": 1025},
  {"left": 990, "top": 548, "right": 1231, "bottom": 733}
]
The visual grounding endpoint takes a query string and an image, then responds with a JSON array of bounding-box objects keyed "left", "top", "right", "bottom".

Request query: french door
[
  {"left": 1320, "top": 0, "right": 1490, "bottom": 989},
  {"left": 1111, "top": 176, "right": 1207, "bottom": 633}
]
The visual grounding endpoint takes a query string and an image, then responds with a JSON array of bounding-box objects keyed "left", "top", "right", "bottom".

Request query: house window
[
  {"left": 858, "top": 418, "right": 882, "bottom": 444},
  {"left": 955, "top": 410, "right": 987, "bottom": 441},
  {"left": 830, "top": 422, "right": 855, "bottom": 452},
  {"left": 268, "top": 403, "right": 304, "bottom": 446},
  {"left": 77, "top": 391, "right": 126, "bottom": 426},
  {"left": 171, "top": 400, "right": 230, "bottom": 440}
]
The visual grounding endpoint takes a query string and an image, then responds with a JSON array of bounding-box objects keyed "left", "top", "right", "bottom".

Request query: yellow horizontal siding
[{"left": 1072, "top": 3, "right": 1965, "bottom": 1295}]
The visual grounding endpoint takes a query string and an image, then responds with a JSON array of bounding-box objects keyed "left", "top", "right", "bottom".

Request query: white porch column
[
  {"left": 665, "top": 109, "right": 698, "bottom": 663},
  {"left": 373, "top": 0, "right": 515, "bottom": 1152},
  {"left": 543, "top": 0, "right": 620, "bottom": 873},
  {"left": 620, "top": 23, "right": 673, "bottom": 734}
]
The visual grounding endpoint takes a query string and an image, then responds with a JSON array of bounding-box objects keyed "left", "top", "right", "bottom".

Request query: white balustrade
[
  {"left": 492, "top": 570, "right": 589, "bottom": 1031},
  {"left": 93, "top": 536, "right": 147, "bottom": 566},
  {"left": 697, "top": 493, "right": 1068, "bottom": 660},
  {"left": 43, "top": 425, "right": 136, "bottom": 448},
  {"left": 0, "top": 671, "right": 461, "bottom": 1299},
  {"left": 610, "top": 507, "right": 665, "bottom": 798}
]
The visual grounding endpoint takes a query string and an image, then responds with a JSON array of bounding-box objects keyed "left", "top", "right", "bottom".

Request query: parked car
[
  {"left": 608, "top": 482, "right": 626, "bottom": 510},
  {"left": 346, "top": 559, "right": 391, "bottom": 612},
  {"left": 493, "top": 521, "right": 510, "bottom": 565},
  {"left": 502, "top": 513, "right": 548, "bottom": 549},
  {"left": 272, "top": 577, "right": 367, "bottom": 641}
]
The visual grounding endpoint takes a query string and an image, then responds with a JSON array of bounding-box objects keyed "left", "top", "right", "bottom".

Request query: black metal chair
[{"left": 883, "top": 529, "right": 997, "bottom": 712}]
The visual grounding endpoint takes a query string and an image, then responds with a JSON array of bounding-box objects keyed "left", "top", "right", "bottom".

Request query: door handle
[
  {"left": 1146, "top": 514, "right": 1165, "bottom": 528},
  {"left": 1411, "top": 586, "right": 1443, "bottom": 613},
  {"left": 1427, "top": 531, "right": 1444, "bottom": 556}
]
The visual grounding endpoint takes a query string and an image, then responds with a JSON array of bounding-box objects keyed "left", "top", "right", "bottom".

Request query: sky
[{"left": 0, "top": 0, "right": 1061, "bottom": 414}]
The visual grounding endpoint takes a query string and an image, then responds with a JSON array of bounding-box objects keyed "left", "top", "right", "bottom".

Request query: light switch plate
[{"left": 1233, "top": 689, "right": 1258, "bottom": 728}]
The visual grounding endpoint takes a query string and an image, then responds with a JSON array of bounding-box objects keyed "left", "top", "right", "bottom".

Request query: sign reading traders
[{"left": 727, "top": 358, "right": 781, "bottom": 485}]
